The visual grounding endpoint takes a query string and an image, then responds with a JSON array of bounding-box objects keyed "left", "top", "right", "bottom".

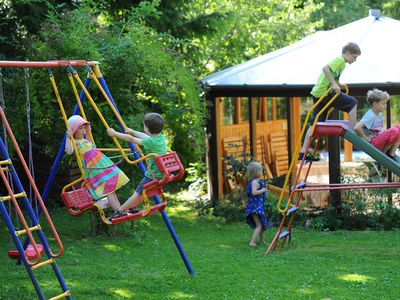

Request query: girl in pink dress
[{"left": 65, "top": 115, "right": 129, "bottom": 213}]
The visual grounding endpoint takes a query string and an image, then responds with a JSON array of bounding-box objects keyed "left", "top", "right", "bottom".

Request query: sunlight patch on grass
[
  {"left": 296, "top": 287, "right": 315, "bottom": 295},
  {"left": 218, "top": 244, "right": 233, "bottom": 249},
  {"left": 167, "top": 204, "right": 192, "bottom": 215},
  {"left": 112, "top": 288, "right": 134, "bottom": 298},
  {"left": 339, "top": 273, "right": 372, "bottom": 283},
  {"left": 169, "top": 291, "right": 195, "bottom": 299},
  {"left": 175, "top": 190, "right": 196, "bottom": 201},
  {"left": 103, "top": 244, "right": 121, "bottom": 251}
]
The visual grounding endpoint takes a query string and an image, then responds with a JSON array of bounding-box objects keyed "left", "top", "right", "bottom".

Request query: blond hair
[
  {"left": 367, "top": 88, "right": 390, "bottom": 105},
  {"left": 247, "top": 161, "right": 263, "bottom": 178}
]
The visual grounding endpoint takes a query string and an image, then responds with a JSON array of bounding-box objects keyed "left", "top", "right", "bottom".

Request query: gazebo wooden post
[
  {"left": 249, "top": 97, "right": 257, "bottom": 159},
  {"left": 387, "top": 103, "right": 393, "bottom": 184},
  {"left": 286, "top": 97, "right": 292, "bottom": 163},
  {"left": 206, "top": 94, "right": 221, "bottom": 202},
  {"left": 328, "top": 110, "right": 342, "bottom": 208}
]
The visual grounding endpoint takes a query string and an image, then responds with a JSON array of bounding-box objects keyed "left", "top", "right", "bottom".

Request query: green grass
[{"left": 1, "top": 199, "right": 399, "bottom": 300}]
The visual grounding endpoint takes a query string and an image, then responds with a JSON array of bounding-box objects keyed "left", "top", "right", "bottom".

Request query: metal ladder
[
  {"left": 266, "top": 89, "right": 341, "bottom": 254},
  {"left": 0, "top": 107, "right": 71, "bottom": 300}
]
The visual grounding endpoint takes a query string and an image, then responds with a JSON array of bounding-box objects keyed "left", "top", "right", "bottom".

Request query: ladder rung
[
  {"left": 31, "top": 258, "right": 54, "bottom": 270},
  {"left": 15, "top": 224, "right": 41, "bottom": 236},
  {"left": 0, "top": 159, "right": 12, "bottom": 165},
  {"left": 0, "top": 192, "right": 27, "bottom": 202},
  {"left": 288, "top": 207, "right": 298, "bottom": 214},
  {"left": 1, "top": 167, "right": 10, "bottom": 171},
  {"left": 49, "top": 290, "right": 71, "bottom": 300},
  {"left": 279, "top": 231, "right": 290, "bottom": 239}
]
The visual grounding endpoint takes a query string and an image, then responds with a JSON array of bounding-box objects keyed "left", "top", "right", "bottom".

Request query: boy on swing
[{"left": 107, "top": 112, "right": 166, "bottom": 219}]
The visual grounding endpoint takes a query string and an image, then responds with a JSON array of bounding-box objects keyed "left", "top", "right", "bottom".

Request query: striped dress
[{"left": 76, "top": 139, "right": 129, "bottom": 200}]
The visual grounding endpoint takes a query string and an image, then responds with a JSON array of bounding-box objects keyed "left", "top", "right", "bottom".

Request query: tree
[{"left": 23, "top": 4, "right": 205, "bottom": 166}]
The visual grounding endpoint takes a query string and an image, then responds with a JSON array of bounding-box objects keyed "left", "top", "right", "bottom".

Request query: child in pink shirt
[{"left": 354, "top": 89, "right": 400, "bottom": 160}]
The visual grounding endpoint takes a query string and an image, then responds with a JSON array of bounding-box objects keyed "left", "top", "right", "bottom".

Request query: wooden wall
[{"left": 217, "top": 96, "right": 298, "bottom": 198}]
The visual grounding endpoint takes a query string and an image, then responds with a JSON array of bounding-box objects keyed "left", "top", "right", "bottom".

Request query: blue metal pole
[
  {"left": 0, "top": 202, "right": 45, "bottom": 299},
  {"left": 97, "top": 74, "right": 196, "bottom": 276}
]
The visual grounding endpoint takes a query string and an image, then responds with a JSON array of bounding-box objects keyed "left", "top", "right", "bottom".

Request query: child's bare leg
[
  {"left": 250, "top": 215, "right": 261, "bottom": 247},
  {"left": 107, "top": 192, "right": 121, "bottom": 211},
  {"left": 348, "top": 106, "right": 357, "bottom": 129},
  {"left": 388, "top": 141, "right": 400, "bottom": 156},
  {"left": 259, "top": 228, "right": 266, "bottom": 244},
  {"left": 119, "top": 192, "right": 140, "bottom": 212},
  {"left": 300, "top": 127, "right": 312, "bottom": 154}
]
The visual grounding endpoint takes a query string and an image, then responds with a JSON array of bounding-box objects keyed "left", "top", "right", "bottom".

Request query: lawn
[{"left": 0, "top": 198, "right": 399, "bottom": 300}]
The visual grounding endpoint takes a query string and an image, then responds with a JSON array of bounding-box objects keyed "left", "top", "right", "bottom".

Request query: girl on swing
[{"left": 65, "top": 115, "right": 129, "bottom": 217}]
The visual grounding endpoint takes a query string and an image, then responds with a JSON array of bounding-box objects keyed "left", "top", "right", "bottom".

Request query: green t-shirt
[
  {"left": 310, "top": 56, "right": 346, "bottom": 98},
  {"left": 141, "top": 134, "right": 167, "bottom": 179}
]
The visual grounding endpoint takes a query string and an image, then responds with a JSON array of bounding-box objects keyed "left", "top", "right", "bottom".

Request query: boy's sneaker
[
  {"left": 109, "top": 210, "right": 127, "bottom": 220},
  {"left": 128, "top": 207, "right": 140, "bottom": 214},
  {"left": 386, "top": 153, "right": 397, "bottom": 161},
  {"left": 298, "top": 152, "right": 320, "bottom": 162}
]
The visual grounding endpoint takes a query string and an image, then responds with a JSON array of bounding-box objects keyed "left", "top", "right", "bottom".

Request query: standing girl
[
  {"left": 245, "top": 161, "right": 269, "bottom": 247},
  {"left": 65, "top": 115, "right": 129, "bottom": 215}
]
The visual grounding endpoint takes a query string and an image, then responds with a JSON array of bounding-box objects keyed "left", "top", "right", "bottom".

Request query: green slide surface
[{"left": 343, "top": 129, "right": 400, "bottom": 176}]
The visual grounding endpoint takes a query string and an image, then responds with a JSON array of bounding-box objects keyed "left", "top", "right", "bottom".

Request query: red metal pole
[{"left": 0, "top": 60, "right": 99, "bottom": 68}]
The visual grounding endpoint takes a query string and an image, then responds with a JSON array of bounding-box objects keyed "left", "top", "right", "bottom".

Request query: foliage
[
  {"left": 309, "top": 162, "right": 400, "bottom": 231},
  {"left": 167, "top": 0, "right": 323, "bottom": 77},
  {"left": 310, "top": 0, "right": 400, "bottom": 30},
  {"left": 2, "top": 4, "right": 206, "bottom": 168},
  {"left": 185, "top": 161, "right": 208, "bottom": 198}
]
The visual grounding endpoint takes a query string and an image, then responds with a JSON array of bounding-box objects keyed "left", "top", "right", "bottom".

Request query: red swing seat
[
  {"left": 110, "top": 152, "right": 185, "bottom": 223},
  {"left": 144, "top": 152, "right": 185, "bottom": 189},
  {"left": 8, "top": 243, "right": 45, "bottom": 260},
  {"left": 141, "top": 152, "right": 185, "bottom": 203},
  {"left": 61, "top": 186, "right": 94, "bottom": 217},
  {"left": 110, "top": 202, "right": 167, "bottom": 224}
]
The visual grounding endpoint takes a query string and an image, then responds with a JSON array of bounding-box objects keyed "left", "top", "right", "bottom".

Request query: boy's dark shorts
[
  {"left": 309, "top": 91, "right": 358, "bottom": 125},
  {"left": 135, "top": 176, "right": 154, "bottom": 194}
]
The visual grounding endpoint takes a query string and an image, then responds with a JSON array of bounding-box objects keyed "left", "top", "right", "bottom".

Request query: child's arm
[
  {"left": 322, "top": 65, "right": 341, "bottom": 93},
  {"left": 126, "top": 128, "right": 150, "bottom": 139},
  {"left": 251, "top": 180, "right": 268, "bottom": 196},
  {"left": 107, "top": 128, "right": 143, "bottom": 146},
  {"left": 354, "top": 121, "right": 371, "bottom": 142},
  {"left": 64, "top": 130, "right": 74, "bottom": 155}
]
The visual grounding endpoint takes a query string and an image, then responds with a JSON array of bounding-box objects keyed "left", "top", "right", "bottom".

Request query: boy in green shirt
[
  {"left": 299, "top": 42, "right": 361, "bottom": 161},
  {"left": 107, "top": 112, "right": 166, "bottom": 219}
]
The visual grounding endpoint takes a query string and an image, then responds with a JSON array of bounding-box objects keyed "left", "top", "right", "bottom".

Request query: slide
[{"left": 313, "top": 122, "right": 400, "bottom": 176}]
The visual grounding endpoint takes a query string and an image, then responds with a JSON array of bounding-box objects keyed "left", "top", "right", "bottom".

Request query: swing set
[
  {"left": 51, "top": 63, "right": 185, "bottom": 224},
  {"left": 0, "top": 59, "right": 195, "bottom": 299}
]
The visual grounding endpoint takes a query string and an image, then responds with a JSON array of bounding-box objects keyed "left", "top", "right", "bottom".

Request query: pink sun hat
[{"left": 68, "top": 115, "right": 90, "bottom": 135}]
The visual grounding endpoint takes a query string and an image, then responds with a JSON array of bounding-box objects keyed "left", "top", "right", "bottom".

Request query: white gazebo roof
[{"left": 201, "top": 10, "right": 400, "bottom": 88}]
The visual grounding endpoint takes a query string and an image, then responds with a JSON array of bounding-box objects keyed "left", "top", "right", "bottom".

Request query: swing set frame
[{"left": 0, "top": 59, "right": 196, "bottom": 276}]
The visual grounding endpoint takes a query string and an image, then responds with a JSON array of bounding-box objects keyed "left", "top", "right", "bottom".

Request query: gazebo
[{"left": 201, "top": 9, "right": 400, "bottom": 202}]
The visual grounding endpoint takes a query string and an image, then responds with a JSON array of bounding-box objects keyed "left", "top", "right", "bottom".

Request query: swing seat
[
  {"left": 122, "top": 152, "right": 185, "bottom": 218},
  {"left": 61, "top": 187, "right": 94, "bottom": 216},
  {"left": 8, "top": 244, "right": 44, "bottom": 260},
  {"left": 110, "top": 202, "right": 167, "bottom": 224},
  {"left": 154, "top": 152, "right": 185, "bottom": 185}
]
